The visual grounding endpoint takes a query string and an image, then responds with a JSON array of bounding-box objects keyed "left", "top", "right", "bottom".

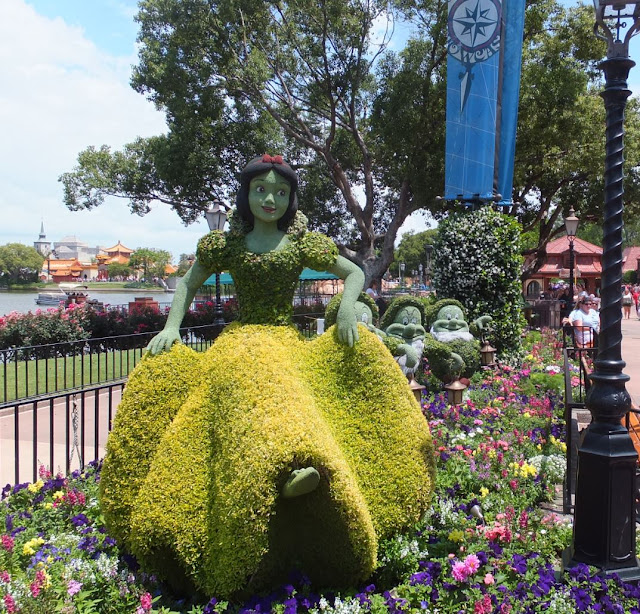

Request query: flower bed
[{"left": 1, "top": 329, "right": 640, "bottom": 613}]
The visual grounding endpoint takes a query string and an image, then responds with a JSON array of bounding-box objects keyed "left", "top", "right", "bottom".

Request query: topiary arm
[
  {"left": 328, "top": 255, "right": 365, "bottom": 347},
  {"left": 146, "top": 260, "right": 211, "bottom": 355}
]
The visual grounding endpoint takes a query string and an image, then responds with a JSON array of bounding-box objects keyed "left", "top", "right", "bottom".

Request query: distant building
[
  {"left": 524, "top": 236, "right": 603, "bottom": 298},
  {"left": 622, "top": 246, "right": 640, "bottom": 279},
  {"left": 96, "top": 241, "right": 135, "bottom": 280},
  {"left": 53, "top": 236, "right": 103, "bottom": 262},
  {"left": 33, "top": 221, "right": 51, "bottom": 257}
]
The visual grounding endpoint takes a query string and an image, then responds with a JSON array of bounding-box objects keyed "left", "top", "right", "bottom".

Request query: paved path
[{"left": 621, "top": 316, "right": 640, "bottom": 407}]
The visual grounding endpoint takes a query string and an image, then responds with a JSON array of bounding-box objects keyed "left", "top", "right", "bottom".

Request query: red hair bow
[{"left": 262, "top": 154, "right": 283, "bottom": 164}]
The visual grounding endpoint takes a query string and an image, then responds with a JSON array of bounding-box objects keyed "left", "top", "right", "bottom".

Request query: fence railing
[
  {"left": 1, "top": 312, "right": 326, "bottom": 487},
  {"left": 562, "top": 325, "right": 599, "bottom": 513},
  {"left": 0, "top": 314, "right": 325, "bottom": 405},
  {"left": 0, "top": 325, "right": 225, "bottom": 404},
  {"left": 0, "top": 381, "right": 126, "bottom": 487}
]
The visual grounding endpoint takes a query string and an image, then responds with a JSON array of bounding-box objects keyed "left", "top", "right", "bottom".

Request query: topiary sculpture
[{"left": 100, "top": 156, "right": 435, "bottom": 599}]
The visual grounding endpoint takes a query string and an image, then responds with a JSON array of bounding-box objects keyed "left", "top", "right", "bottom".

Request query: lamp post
[
  {"left": 564, "top": 207, "right": 579, "bottom": 313},
  {"left": 425, "top": 245, "right": 433, "bottom": 288},
  {"left": 400, "top": 262, "right": 405, "bottom": 287},
  {"left": 205, "top": 201, "right": 229, "bottom": 326},
  {"left": 419, "top": 263, "right": 424, "bottom": 289},
  {"left": 566, "top": 0, "right": 640, "bottom": 581}
]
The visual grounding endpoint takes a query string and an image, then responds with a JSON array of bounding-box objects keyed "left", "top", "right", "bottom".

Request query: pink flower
[
  {"left": 484, "top": 573, "right": 495, "bottom": 585},
  {"left": 1, "top": 535, "right": 14, "bottom": 552},
  {"left": 140, "top": 592, "right": 153, "bottom": 611},
  {"left": 4, "top": 594, "right": 17, "bottom": 613},
  {"left": 474, "top": 594, "right": 493, "bottom": 614},
  {"left": 452, "top": 560, "right": 469, "bottom": 582},
  {"left": 67, "top": 579, "right": 82, "bottom": 596},
  {"left": 0, "top": 571, "right": 10, "bottom": 583},
  {"left": 464, "top": 553, "right": 480, "bottom": 574}
]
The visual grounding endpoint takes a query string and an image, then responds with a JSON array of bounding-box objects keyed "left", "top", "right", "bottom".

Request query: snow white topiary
[{"left": 100, "top": 156, "right": 435, "bottom": 599}]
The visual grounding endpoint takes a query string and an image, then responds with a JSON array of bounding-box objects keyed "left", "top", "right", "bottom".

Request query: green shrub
[
  {"left": 100, "top": 326, "right": 435, "bottom": 598},
  {"left": 433, "top": 207, "right": 525, "bottom": 357},
  {"left": 447, "top": 338, "right": 481, "bottom": 377}
]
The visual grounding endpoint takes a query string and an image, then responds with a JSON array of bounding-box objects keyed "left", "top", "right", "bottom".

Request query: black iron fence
[
  {"left": 562, "top": 325, "right": 598, "bottom": 513},
  {"left": 0, "top": 325, "right": 225, "bottom": 404},
  {"left": 0, "top": 312, "right": 328, "bottom": 486},
  {"left": 0, "top": 382, "right": 126, "bottom": 487}
]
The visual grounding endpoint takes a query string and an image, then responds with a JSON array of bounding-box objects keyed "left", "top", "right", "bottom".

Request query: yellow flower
[
  {"left": 480, "top": 487, "right": 489, "bottom": 498},
  {"left": 448, "top": 529, "right": 465, "bottom": 543},
  {"left": 53, "top": 491, "right": 65, "bottom": 500},
  {"left": 22, "top": 537, "right": 44, "bottom": 556},
  {"left": 523, "top": 411, "right": 531, "bottom": 418},
  {"left": 44, "top": 502, "right": 53, "bottom": 510},
  {"left": 27, "top": 480, "right": 44, "bottom": 493}
]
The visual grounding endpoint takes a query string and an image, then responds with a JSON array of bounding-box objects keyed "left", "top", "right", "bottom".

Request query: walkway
[{"left": 621, "top": 316, "right": 640, "bottom": 407}]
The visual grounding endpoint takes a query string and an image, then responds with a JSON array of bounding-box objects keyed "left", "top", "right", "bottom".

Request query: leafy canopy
[{"left": 0, "top": 244, "right": 44, "bottom": 286}]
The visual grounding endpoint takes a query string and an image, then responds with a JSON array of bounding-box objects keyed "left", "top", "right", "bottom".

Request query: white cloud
[{"left": 0, "top": 1, "right": 207, "bottom": 261}]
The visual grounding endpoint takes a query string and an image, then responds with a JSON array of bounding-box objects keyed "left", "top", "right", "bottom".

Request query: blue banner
[
  {"left": 444, "top": 0, "right": 525, "bottom": 205},
  {"left": 496, "top": 0, "right": 526, "bottom": 207}
]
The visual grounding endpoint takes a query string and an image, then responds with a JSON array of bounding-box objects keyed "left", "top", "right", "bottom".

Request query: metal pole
[
  {"left": 567, "top": 54, "right": 640, "bottom": 581},
  {"left": 568, "top": 238, "right": 575, "bottom": 314},
  {"left": 214, "top": 272, "right": 224, "bottom": 326}
]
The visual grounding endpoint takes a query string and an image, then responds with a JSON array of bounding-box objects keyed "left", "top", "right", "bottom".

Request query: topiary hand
[
  {"left": 336, "top": 306, "right": 359, "bottom": 347},
  {"left": 474, "top": 315, "right": 493, "bottom": 331},
  {"left": 146, "top": 327, "right": 182, "bottom": 356}
]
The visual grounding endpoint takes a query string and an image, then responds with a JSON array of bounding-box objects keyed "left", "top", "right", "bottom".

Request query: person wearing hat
[{"left": 569, "top": 293, "right": 600, "bottom": 347}]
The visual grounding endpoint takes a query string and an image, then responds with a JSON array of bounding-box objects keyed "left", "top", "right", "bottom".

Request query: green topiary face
[
  {"left": 385, "top": 305, "right": 427, "bottom": 344},
  {"left": 248, "top": 170, "right": 292, "bottom": 223},
  {"left": 432, "top": 305, "right": 469, "bottom": 334}
]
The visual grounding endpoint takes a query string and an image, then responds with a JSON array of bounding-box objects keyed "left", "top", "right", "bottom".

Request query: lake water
[{"left": 0, "top": 290, "right": 176, "bottom": 316}]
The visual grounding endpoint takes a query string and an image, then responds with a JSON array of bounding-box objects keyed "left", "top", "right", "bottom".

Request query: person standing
[{"left": 622, "top": 286, "right": 633, "bottom": 319}]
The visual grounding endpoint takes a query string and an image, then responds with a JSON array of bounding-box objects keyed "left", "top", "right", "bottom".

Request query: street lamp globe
[{"left": 205, "top": 201, "right": 230, "bottom": 326}]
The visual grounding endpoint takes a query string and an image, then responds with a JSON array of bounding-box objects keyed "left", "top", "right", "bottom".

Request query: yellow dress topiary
[
  {"left": 100, "top": 324, "right": 435, "bottom": 597},
  {"left": 100, "top": 215, "right": 435, "bottom": 598}
]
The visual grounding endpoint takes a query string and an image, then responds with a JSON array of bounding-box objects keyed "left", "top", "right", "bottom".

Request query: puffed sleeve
[
  {"left": 196, "top": 231, "right": 230, "bottom": 272},
  {"left": 299, "top": 232, "right": 339, "bottom": 271}
]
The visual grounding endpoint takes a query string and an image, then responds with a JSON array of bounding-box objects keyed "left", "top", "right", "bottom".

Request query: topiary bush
[
  {"left": 100, "top": 325, "right": 435, "bottom": 598},
  {"left": 433, "top": 207, "right": 525, "bottom": 358}
]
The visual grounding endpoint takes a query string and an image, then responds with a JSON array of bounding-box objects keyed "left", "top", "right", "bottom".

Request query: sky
[{"left": 1, "top": 0, "right": 639, "bottom": 263}]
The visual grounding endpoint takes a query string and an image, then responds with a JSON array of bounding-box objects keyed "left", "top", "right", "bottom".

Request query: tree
[
  {"left": 59, "top": 0, "right": 640, "bottom": 286},
  {"left": 394, "top": 229, "right": 438, "bottom": 276},
  {"left": 433, "top": 209, "right": 524, "bottom": 356},
  {"left": 175, "top": 253, "right": 195, "bottom": 276},
  {"left": 59, "top": 0, "right": 449, "bottom": 285},
  {"left": 106, "top": 262, "right": 133, "bottom": 279},
  {"left": 128, "top": 248, "right": 172, "bottom": 281},
  {"left": 0, "top": 244, "right": 44, "bottom": 286},
  {"left": 512, "top": 3, "right": 640, "bottom": 278}
]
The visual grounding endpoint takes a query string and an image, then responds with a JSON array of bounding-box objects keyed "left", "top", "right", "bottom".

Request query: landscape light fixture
[{"left": 205, "top": 201, "right": 230, "bottom": 326}]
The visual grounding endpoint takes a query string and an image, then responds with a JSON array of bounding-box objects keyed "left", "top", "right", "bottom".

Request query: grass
[
  {"left": 1, "top": 347, "right": 145, "bottom": 403},
  {"left": 1, "top": 339, "right": 217, "bottom": 403}
]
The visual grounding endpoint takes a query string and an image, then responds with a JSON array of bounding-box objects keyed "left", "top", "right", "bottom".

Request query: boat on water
[{"left": 35, "top": 284, "right": 98, "bottom": 307}]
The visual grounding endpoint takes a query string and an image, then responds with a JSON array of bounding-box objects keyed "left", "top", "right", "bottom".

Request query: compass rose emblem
[{"left": 448, "top": 0, "right": 501, "bottom": 112}]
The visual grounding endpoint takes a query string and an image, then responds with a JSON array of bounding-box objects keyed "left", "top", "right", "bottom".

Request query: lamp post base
[{"left": 565, "top": 421, "right": 640, "bottom": 581}]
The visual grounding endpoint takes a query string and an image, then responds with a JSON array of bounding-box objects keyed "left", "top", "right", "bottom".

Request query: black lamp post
[
  {"left": 566, "top": 0, "right": 640, "bottom": 581},
  {"left": 425, "top": 245, "right": 433, "bottom": 288},
  {"left": 564, "top": 207, "right": 579, "bottom": 314},
  {"left": 205, "top": 201, "right": 229, "bottom": 326}
]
